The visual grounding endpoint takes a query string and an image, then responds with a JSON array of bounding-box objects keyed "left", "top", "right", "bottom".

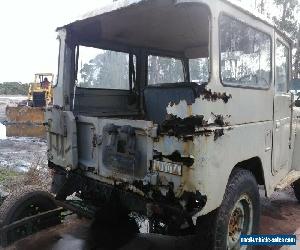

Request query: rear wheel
[
  {"left": 213, "top": 169, "right": 260, "bottom": 250},
  {"left": 292, "top": 178, "right": 300, "bottom": 202},
  {"left": 0, "top": 186, "right": 59, "bottom": 246}
]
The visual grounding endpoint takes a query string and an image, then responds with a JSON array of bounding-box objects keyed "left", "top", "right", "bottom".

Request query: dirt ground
[
  {"left": 260, "top": 189, "right": 300, "bottom": 250},
  {"left": 0, "top": 95, "right": 299, "bottom": 250}
]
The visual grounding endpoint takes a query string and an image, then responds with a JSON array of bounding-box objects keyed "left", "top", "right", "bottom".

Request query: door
[{"left": 272, "top": 37, "right": 292, "bottom": 174}]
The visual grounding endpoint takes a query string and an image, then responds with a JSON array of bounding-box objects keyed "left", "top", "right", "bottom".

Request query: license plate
[{"left": 152, "top": 160, "right": 182, "bottom": 176}]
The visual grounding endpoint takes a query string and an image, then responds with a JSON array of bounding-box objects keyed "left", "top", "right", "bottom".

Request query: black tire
[
  {"left": 213, "top": 169, "right": 260, "bottom": 250},
  {"left": 292, "top": 178, "right": 300, "bottom": 202},
  {"left": 0, "top": 185, "right": 58, "bottom": 246}
]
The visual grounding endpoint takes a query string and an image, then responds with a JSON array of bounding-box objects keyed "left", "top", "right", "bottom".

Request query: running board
[{"left": 275, "top": 170, "right": 300, "bottom": 191}]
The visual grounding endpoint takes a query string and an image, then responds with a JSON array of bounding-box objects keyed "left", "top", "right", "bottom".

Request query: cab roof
[{"left": 57, "top": 0, "right": 292, "bottom": 45}]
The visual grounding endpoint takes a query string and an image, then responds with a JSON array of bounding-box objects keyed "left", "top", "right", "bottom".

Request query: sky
[
  {"left": 0, "top": 0, "right": 281, "bottom": 83},
  {"left": 0, "top": 0, "right": 111, "bottom": 83}
]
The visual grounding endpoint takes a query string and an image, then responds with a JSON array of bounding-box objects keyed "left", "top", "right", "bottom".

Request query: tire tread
[
  {"left": 0, "top": 185, "right": 55, "bottom": 226},
  {"left": 214, "top": 169, "right": 260, "bottom": 250}
]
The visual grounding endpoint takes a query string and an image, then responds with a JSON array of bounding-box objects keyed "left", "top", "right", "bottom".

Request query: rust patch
[
  {"left": 156, "top": 151, "right": 195, "bottom": 167},
  {"left": 160, "top": 113, "right": 230, "bottom": 140},
  {"left": 214, "top": 129, "right": 224, "bottom": 141},
  {"left": 161, "top": 115, "right": 206, "bottom": 136},
  {"left": 211, "top": 113, "right": 231, "bottom": 127},
  {"left": 213, "top": 114, "right": 225, "bottom": 126},
  {"left": 176, "top": 83, "right": 232, "bottom": 104},
  {"left": 165, "top": 82, "right": 232, "bottom": 107},
  {"left": 187, "top": 105, "right": 193, "bottom": 116},
  {"left": 199, "top": 85, "right": 232, "bottom": 103}
]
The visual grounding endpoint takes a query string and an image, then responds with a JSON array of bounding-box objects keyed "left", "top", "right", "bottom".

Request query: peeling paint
[
  {"left": 199, "top": 85, "right": 232, "bottom": 103},
  {"left": 167, "top": 83, "right": 232, "bottom": 107},
  {"left": 211, "top": 113, "right": 231, "bottom": 127},
  {"left": 160, "top": 113, "right": 229, "bottom": 141},
  {"left": 161, "top": 115, "right": 206, "bottom": 136},
  {"left": 155, "top": 151, "right": 195, "bottom": 167},
  {"left": 214, "top": 129, "right": 224, "bottom": 141}
]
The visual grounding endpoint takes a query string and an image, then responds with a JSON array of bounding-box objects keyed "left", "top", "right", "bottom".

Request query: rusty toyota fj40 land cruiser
[{"left": 2, "top": 0, "right": 300, "bottom": 249}]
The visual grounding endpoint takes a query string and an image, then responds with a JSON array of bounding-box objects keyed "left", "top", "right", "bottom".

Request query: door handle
[{"left": 276, "top": 121, "right": 281, "bottom": 129}]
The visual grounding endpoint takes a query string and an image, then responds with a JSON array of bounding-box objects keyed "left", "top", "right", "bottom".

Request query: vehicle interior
[{"left": 67, "top": 1, "right": 211, "bottom": 124}]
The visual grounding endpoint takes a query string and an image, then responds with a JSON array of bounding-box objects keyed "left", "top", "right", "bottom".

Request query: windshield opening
[
  {"left": 148, "top": 55, "right": 185, "bottom": 85},
  {"left": 189, "top": 58, "right": 209, "bottom": 83},
  {"left": 77, "top": 46, "right": 136, "bottom": 90}
]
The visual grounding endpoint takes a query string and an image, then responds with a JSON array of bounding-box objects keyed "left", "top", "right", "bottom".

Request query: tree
[
  {"left": 0, "top": 82, "right": 29, "bottom": 95},
  {"left": 272, "top": 0, "right": 300, "bottom": 78},
  {"left": 241, "top": 0, "right": 300, "bottom": 78},
  {"left": 148, "top": 56, "right": 184, "bottom": 84},
  {"left": 294, "top": 31, "right": 300, "bottom": 78},
  {"left": 255, "top": 0, "right": 266, "bottom": 14},
  {"left": 79, "top": 50, "right": 130, "bottom": 89},
  {"left": 239, "top": 0, "right": 300, "bottom": 77},
  {"left": 273, "top": 0, "right": 299, "bottom": 39}
]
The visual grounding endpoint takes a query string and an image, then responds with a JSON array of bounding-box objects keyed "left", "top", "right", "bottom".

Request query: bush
[{"left": 0, "top": 82, "right": 29, "bottom": 95}]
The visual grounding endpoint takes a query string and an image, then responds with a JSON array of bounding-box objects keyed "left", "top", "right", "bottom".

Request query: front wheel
[
  {"left": 292, "top": 178, "right": 300, "bottom": 202},
  {"left": 214, "top": 169, "right": 260, "bottom": 250}
]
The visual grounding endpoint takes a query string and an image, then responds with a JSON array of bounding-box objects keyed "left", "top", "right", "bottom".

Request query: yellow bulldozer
[
  {"left": 28, "top": 73, "right": 53, "bottom": 107},
  {"left": 5, "top": 73, "right": 54, "bottom": 138}
]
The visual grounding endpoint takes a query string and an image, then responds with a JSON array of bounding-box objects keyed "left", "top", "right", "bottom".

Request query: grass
[
  {"left": 0, "top": 168, "right": 22, "bottom": 185},
  {"left": 0, "top": 165, "right": 51, "bottom": 192}
]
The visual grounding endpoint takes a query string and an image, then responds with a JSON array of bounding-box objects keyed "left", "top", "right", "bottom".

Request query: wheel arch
[{"left": 231, "top": 157, "right": 265, "bottom": 187}]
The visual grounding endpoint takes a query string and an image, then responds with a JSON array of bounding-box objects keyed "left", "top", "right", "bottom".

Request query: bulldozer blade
[
  {"left": 5, "top": 106, "right": 46, "bottom": 138},
  {"left": 6, "top": 124, "right": 46, "bottom": 138},
  {"left": 6, "top": 106, "right": 45, "bottom": 123}
]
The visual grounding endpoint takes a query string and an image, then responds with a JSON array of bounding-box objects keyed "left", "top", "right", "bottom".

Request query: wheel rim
[{"left": 227, "top": 194, "right": 253, "bottom": 250}]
